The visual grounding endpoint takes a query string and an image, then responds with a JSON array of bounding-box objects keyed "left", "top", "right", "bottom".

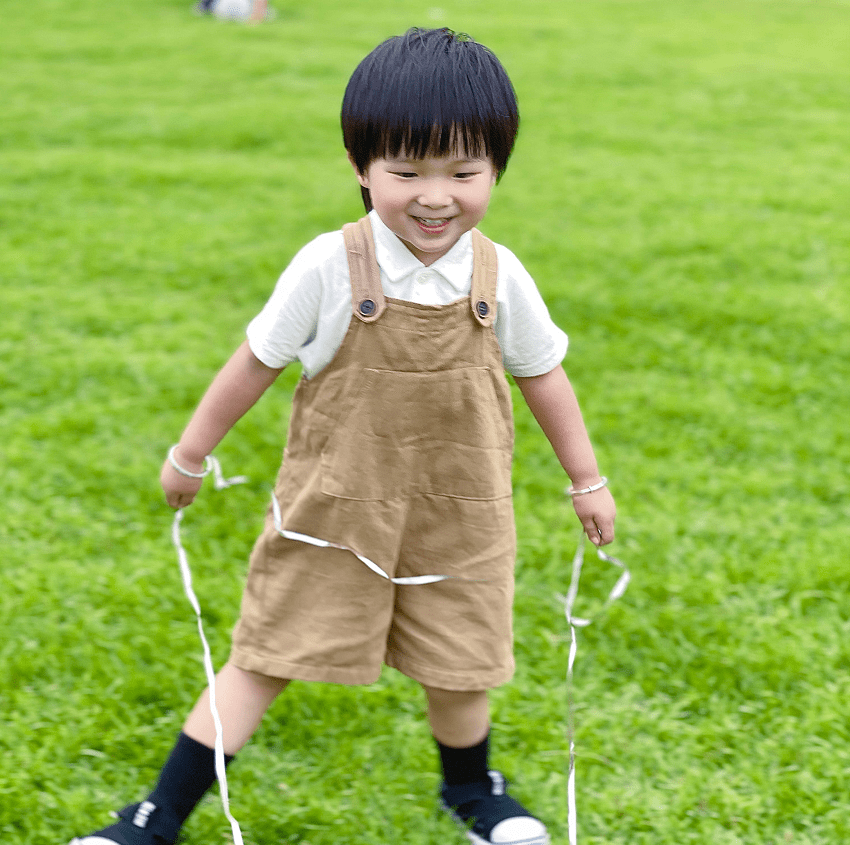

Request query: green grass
[{"left": 2, "top": 0, "right": 849, "bottom": 843}]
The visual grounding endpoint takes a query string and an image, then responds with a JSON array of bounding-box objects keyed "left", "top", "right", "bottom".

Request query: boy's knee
[
  {"left": 422, "top": 684, "right": 488, "bottom": 702},
  {"left": 223, "top": 662, "right": 290, "bottom": 695}
]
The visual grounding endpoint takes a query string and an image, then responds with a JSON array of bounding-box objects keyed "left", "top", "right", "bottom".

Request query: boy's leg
[
  {"left": 425, "top": 686, "right": 490, "bottom": 751},
  {"left": 183, "top": 661, "right": 289, "bottom": 754},
  {"left": 423, "top": 685, "right": 549, "bottom": 845},
  {"left": 70, "top": 663, "right": 288, "bottom": 845}
]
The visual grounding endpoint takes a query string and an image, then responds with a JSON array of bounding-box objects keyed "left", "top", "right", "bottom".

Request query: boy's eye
[{"left": 391, "top": 171, "right": 418, "bottom": 178}]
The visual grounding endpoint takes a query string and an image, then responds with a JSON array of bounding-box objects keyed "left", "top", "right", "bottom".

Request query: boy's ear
[{"left": 348, "top": 154, "right": 369, "bottom": 188}]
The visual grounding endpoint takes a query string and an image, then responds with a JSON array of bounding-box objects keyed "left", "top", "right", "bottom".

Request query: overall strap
[
  {"left": 470, "top": 228, "right": 498, "bottom": 328},
  {"left": 342, "top": 216, "right": 387, "bottom": 323}
]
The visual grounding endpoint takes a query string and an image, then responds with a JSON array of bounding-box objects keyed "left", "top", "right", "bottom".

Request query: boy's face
[{"left": 353, "top": 152, "right": 497, "bottom": 266}]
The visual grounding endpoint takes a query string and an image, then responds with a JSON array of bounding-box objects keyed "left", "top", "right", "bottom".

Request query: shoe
[
  {"left": 68, "top": 801, "right": 179, "bottom": 845},
  {"left": 441, "top": 771, "right": 550, "bottom": 845}
]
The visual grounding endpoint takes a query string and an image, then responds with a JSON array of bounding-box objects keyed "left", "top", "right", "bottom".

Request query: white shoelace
[{"left": 563, "top": 533, "right": 630, "bottom": 845}]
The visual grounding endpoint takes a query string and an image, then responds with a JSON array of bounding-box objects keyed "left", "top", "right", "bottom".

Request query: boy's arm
[
  {"left": 161, "top": 340, "right": 285, "bottom": 509},
  {"left": 514, "top": 365, "right": 616, "bottom": 545}
]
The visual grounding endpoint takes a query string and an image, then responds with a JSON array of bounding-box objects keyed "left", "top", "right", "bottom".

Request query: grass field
[{"left": 2, "top": 0, "right": 849, "bottom": 843}]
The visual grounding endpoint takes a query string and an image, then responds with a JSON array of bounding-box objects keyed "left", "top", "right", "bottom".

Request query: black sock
[
  {"left": 437, "top": 732, "right": 490, "bottom": 786},
  {"left": 147, "top": 732, "right": 234, "bottom": 826}
]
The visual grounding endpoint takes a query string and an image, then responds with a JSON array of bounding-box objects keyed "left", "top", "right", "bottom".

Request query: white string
[
  {"left": 563, "top": 533, "right": 630, "bottom": 845},
  {"left": 270, "top": 492, "right": 469, "bottom": 585},
  {"left": 170, "top": 455, "right": 248, "bottom": 845}
]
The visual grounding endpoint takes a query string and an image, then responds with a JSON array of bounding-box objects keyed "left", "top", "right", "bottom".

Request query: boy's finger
[
  {"left": 580, "top": 518, "right": 600, "bottom": 544},
  {"left": 588, "top": 518, "right": 614, "bottom": 546},
  {"left": 166, "top": 491, "right": 192, "bottom": 509}
]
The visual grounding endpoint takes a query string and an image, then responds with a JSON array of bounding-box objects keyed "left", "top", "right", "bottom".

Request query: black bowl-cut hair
[{"left": 342, "top": 28, "right": 520, "bottom": 211}]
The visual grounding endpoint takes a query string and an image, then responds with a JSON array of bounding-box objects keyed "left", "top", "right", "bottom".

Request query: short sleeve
[
  {"left": 493, "top": 244, "right": 569, "bottom": 378},
  {"left": 246, "top": 232, "right": 345, "bottom": 370}
]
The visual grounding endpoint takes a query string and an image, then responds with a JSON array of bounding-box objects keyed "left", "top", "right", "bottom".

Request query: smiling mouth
[{"left": 415, "top": 217, "right": 451, "bottom": 230}]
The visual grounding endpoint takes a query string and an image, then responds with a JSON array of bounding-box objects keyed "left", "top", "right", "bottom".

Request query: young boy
[{"left": 70, "top": 27, "right": 615, "bottom": 845}]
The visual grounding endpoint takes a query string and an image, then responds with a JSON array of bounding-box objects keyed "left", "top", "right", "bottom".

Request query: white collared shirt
[{"left": 247, "top": 210, "right": 568, "bottom": 379}]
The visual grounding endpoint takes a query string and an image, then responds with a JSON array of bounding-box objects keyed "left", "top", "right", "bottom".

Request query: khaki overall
[{"left": 231, "top": 217, "right": 517, "bottom": 691}]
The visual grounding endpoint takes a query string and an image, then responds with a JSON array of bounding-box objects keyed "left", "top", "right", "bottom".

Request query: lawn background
[{"left": 1, "top": 0, "right": 849, "bottom": 843}]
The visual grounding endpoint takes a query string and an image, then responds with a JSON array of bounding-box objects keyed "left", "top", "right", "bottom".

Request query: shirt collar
[{"left": 368, "top": 209, "right": 474, "bottom": 294}]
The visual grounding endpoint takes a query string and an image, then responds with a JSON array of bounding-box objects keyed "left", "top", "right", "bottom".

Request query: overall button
[
  {"left": 359, "top": 299, "right": 376, "bottom": 317},
  {"left": 476, "top": 300, "right": 490, "bottom": 318}
]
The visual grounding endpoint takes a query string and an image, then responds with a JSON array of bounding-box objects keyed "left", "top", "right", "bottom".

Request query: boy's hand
[
  {"left": 571, "top": 486, "right": 616, "bottom": 546},
  {"left": 161, "top": 455, "right": 204, "bottom": 509}
]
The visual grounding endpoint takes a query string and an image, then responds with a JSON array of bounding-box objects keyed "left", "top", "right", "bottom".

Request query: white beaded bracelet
[
  {"left": 566, "top": 476, "right": 609, "bottom": 497},
  {"left": 168, "top": 445, "right": 213, "bottom": 479}
]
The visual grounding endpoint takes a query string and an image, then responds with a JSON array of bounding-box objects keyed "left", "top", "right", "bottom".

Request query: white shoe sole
[
  {"left": 443, "top": 806, "right": 550, "bottom": 845},
  {"left": 461, "top": 827, "right": 550, "bottom": 845},
  {"left": 68, "top": 838, "right": 120, "bottom": 844}
]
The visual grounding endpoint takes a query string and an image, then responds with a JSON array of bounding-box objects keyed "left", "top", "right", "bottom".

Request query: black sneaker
[
  {"left": 68, "top": 801, "right": 180, "bottom": 845},
  {"left": 441, "top": 770, "right": 550, "bottom": 845}
]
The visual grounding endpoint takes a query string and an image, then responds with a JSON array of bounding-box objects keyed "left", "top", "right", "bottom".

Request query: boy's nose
[{"left": 417, "top": 179, "right": 452, "bottom": 208}]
